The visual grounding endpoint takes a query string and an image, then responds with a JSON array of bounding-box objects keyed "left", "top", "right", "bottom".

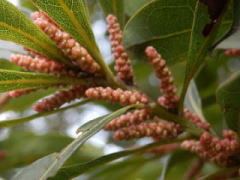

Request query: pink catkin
[
  {"left": 85, "top": 87, "right": 148, "bottom": 106},
  {"left": 8, "top": 89, "right": 39, "bottom": 98},
  {"left": 33, "top": 85, "right": 88, "bottom": 112},
  {"left": 104, "top": 109, "right": 152, "bottom": 131},
  {"left": 31, "top": 11, "right": 101, "bottom": 75},
  {"left": 224, "top": 49, "right": 240, "bottom": 56},
  {"left": 10, "top": 54, "right": 77, "bottom": 77},
  {"left": 113, "top": 122, "right": 182, "bottom": 141},
  {"left": 183, "top": 109, "right": 210, "bottom": 131},
  {"left": 106, "top": 14, "right": 134, "bottom": 85},
  {"left": 181, "top": 131, "right": 240, "bottom": 166},
  {"left": 145, "top": 46, "right": 178, "bottom": 109}
]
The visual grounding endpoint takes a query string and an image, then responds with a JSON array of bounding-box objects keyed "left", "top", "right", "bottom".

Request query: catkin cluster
[
  {"left": 5, "top": 10, "right": 239, "bottom": 168},
  {"left": 181, "top": 131, "right": 240, "bottom": 166}
]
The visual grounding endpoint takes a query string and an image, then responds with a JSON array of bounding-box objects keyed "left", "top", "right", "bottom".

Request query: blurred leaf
[
  {"left": 198, "top": 167, "right": 239, "bottom": 180},
  {"left": 52, "top": 134, "right": 189, "bottom": 180},
  {"left": 12, "top": 153, "right": 58, "bottom": 180},
  {"left": 20, "top": 0, "right": 38, "bottom": 11},
  {"left": 0, "top": 99, "right": 90, "bottom": 128},
  {"left": 217, "top": 0, "right": 240, "bottom": 49},
  {"left": 0, "top": 0, "right": 68, "bottom": 64},
  {"left": 13, "top": 104, "right": 141, "bottom": 180},
  {"left": 184, "top": 80, "right": 206, "bottom": 121},
  {"left": 87, "top": 156, "right": 151, "bottom": 180},
  {"left": 0, "top": 59, "right": 22, "bottom": 71},
  {"left": 98, "top": 0, "right": 124, "bottom": 27},
  {"left": 0, "top": 69, "right": 87, "bottom": 93},
  {"left": 163, "top": 151, "right": 196, "bottom": 180},
  {"left": 0, "top": 131, "right": 102, "bottom": 175},
  {"left": 32, "top": 0, "right": 104, "bottom": 67},
  {"left": 76, "top": 114, "right": 107, "bottom": 133},
  {"left": 159, "top": 155, "right": 171, "bottom": 180},
  {"left": 124, "top": 0, "right": 151, "bottom": 17},
  {"left": 216, "top": 71, "right": 240, "bottom": 133}
]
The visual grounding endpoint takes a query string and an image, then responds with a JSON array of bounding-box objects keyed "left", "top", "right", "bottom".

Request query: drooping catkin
[
  {"left": 106, "top": 14, "right": 134, "bottom": 85},
  {"left": 33, "top": 85, "right": 88, "bottom": 112},
  {"left": 10, "top": 54, "right": 77, "bottom": 77},
  {"left": 224, "top": 49, "right": 240, "bottom": 56},
  {"left": 85, "top": 87, "right": 148, "bottom": 106},
  {"left": 113, "top": 122, "right": 182, "bottom": 141},
  {"left": 31, "top": 11, "right": 101, "bottom": 76},
  {"left": 104, "top": 109, "right": 152, "bottom": 130},
  {"left": 145, "top": 46, "right": 178, "bottom": 109},
  {"left": 8, "top": 89, "right": 39, "bottom": 98},
  {"left": 183, "top": 109, "right": 210, "bottom": 131}
]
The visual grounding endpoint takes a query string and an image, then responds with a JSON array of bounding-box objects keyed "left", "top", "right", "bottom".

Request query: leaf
[
  {"left": 162, "top": 151, "right": 196, "bottom": 180},
  {"left": 13, "top": 104, "right": 141, "bottom": 180},
  {"left": 216, "top": 71, "right": 240, "bottom": 133},
  {"left": 51, "top": 135, "right": 189, "bottom": 180},
  {"left": 0, "top": 58, "right": 22, "bottom": 71},
  {"left": 86, "top": 156, "right": 149, "bottom": 180},
  {"left": 12, "top": 153, "right": 58, "bottom": 180},
  {"left": 124, "top": 0, "right": 151, "bottom": 17},
  {"left": 20, "top": 0, "right": 38, "bottom": 11},
  {"left": 180, "top": 0, "right": 233, "bottom": 108},
  {"left": 217, "top": 0, "right": 240, "bottom": 49},
  {"left": 0, "top": 69, "right": 89, "bottom": 93},
  {"left": 31, "top": 0, "right": 103, "bottom": 67},
  {"left": 0, "top": 131, "right": 103, "bottom": 173},
  {"left": 0, "top": 99, "right": 90, "bottom": 128},
  {"left": 0, "top": 0, "right": 68, "bottom": 64},
  {"left": 98, "top": 0, "right": 124, "bottom": 27},
  {"left": 76, "top": 114, "right": 107, "bottom": 134},
  {"left": 159, "top": 155, "right": 171, "bottom": 180},
  {"left": 184, "top": 80, "right": 206, "bottom": 121}
]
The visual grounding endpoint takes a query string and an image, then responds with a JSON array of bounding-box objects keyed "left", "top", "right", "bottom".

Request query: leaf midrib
[
  {"left": 57, "top": 0, "right": 93, "bottom": 50},
  {"left": 126, "top": 29, "right": 191, "bottom": 48},
  {"left": 0, "top": 22, "right": 61, "bottom": 60}
]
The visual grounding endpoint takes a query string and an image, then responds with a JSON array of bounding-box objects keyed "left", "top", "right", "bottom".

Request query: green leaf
[
  {"left": 0, "top": 99, "right": 90, "bottom": 128},
  {"left": 13, "top": 104, "right": 141, "bottom": 180},
  {"left": 0, "top": 58, "right": 22, "bottom": 71},
  {"left": 0, "top": 0, "right": 68, "bottom": 64},
  {"left": 162, "top": 151, "right": 196, "bottom": 180},
  {"left": 124, "top": 0, "right": 151, "bottom": 17},
  {"left": 125, "top": 0, "right": 232, "bottom": 62},
  {"left": 51, "top": 134, "right": 189, "bottom": 180},
  {"left": 216, "top": 71, "right": 240, "bottom": 133},
  {"left": 217, "top": 0, "right": 240, "bottom": 49},
  {"left": 86, "top": 156, "right": 150, "bottom": 180},
  {"left": 20, "top": 0, "right": 38, "bottom": 11},
  {"left": 98, "top": 0, "right": 124, "bottom": 27},
  {"left": 0, "top": 131, "right": 103, "bottom": 173},
  {"left": 31, "top": 0, "right": 103, "bottom": 67},
  {"left": 0, "top": 69, "right": 90, "bottom": 93},
  {"left": 184, "top": 80, "right": 206, "bottom": 121},
  {"left": 76, "top": 114, "right": 107, "bottom": 134},
  {"left": 159, "top": 155, "right": 171, "bottom": 180},
  {"left": 179, "top": 1, "right": 233, "bottom": 108},
  {"left": 12, "top": 153, "right": 58, "bottom": 180}
]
